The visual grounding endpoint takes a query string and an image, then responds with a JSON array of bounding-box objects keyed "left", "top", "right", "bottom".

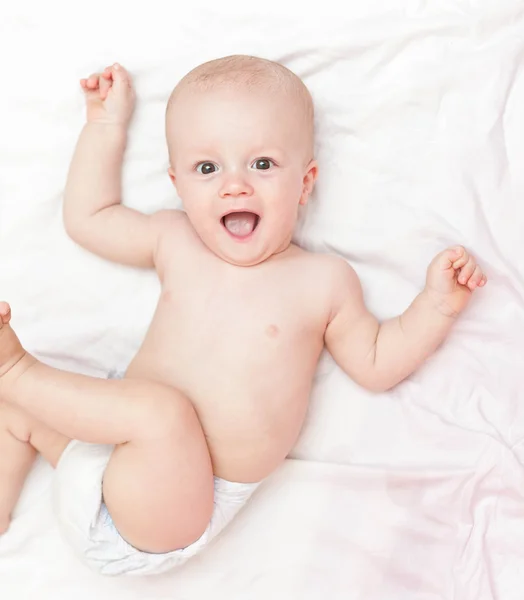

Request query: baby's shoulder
[
  {"left": 152, "top": 208, "right": 189, "bottom": 233},
  {"left": 153, "top": 209, "right": 198, "bottom": 250},
  {"left": 292, "top": 246, "right": 357, "bottom": 283},
  {"left": 296, "top": 249, "right": 363, "bottom": 311},
  {"left": 151, "top": 209, "right": 193, "bottom": 272},
  {"left": 284, "top": 248, "right": 360, "bottom": 324}
]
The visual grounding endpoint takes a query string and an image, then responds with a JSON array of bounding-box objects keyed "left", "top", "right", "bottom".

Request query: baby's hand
[
  {"left": 425, "top": 246, "right": 487, "bottom": 317},
  {"left": 80, "top": 63, "right": 135, "bottom": 126}
]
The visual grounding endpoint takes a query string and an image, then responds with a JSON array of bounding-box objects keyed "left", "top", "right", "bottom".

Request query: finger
[
  {"left": 451, "top": 246, "right": 469, "bottom": 270},
  {"left": 467, "top": 265, "right": 484, "bottom": 290},
  {"left": 110, "top": 63, "right": 132, "bottom": 91},
  {"left": 99, "top": 75, "right": 112, "bottom": 100},
  {"left": 457, "top": 257, "right": 476, "bottom": 285},
  {"left": 101, "top": 65, "right": 113, "bottom": 80},
  {"left": 80, "top": 81, "right": 99, "bottom": 99},
  {"left": 435, "top": 247, "right": 461, "bottom": 271},
  {"left": 478, "top": 274, "right": 488, "bottom": 287},
  {"left": 0, "top": 301, "right": 11, "bottom": 324},
  {"left": 86, "top": 73, "right": 101, "bottom": 89}
]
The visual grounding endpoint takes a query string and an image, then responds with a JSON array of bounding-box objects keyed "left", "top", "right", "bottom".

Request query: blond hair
[{"left": 166, "top": 54, "right": 314, "bottom": 158}]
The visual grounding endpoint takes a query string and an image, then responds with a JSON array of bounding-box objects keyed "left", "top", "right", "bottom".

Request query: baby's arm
[
  {"left": 324, "top": 247, "right": 487, "bottom": 392},
  {"left": 63, "top": 63, "right": 177, "bottom": 268}
]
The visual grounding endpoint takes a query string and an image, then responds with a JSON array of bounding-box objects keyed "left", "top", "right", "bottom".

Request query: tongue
[{"left": 223, "top": 212, "right": 257, "bottom": 237}]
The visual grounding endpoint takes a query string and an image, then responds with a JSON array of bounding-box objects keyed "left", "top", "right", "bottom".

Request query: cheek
[
  {"left": 177, "top": 183, "right": 207, "bottom": 221},
  {"left": 184, "top": 200, "right": 208, "bottom": 224},
  {"left": 177, "top": 180, "right": 207, "bottom": 209},
  {"left": 265, "top": 172, "right": 302, "bottom": 202},
  {"left": 174, "top": 175, "right": 194, "bottom": 199},
  {"left": 266, "top": 186, "right": 303, "bottom": 232}
]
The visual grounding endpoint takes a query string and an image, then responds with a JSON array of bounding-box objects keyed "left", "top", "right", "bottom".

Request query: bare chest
[
  {"left": 134, "top": 252, "right": 328, "bottom": 395},
  {"left": 153, "top": 272, "right": 314, "bottom": 361}
]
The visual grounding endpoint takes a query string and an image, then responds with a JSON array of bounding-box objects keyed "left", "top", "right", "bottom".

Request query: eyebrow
[
  {"left": 182, "top": 147, "right": 287, "bottom": 159},
  {"left": 182, "top": 146, "right": 220, "bottom": 157},
  {"left": 248, "top": 147, "right": 287, "bottom": 158}
]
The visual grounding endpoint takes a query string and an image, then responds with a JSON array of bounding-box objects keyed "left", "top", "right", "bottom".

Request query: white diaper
[{"left": 53, "top": 440, "right": 260, "bottom": 576}]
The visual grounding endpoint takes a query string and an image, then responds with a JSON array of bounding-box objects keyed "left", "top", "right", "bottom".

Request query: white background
[{"left": 1, "top": 1, "right": 524, "bottom": 598}]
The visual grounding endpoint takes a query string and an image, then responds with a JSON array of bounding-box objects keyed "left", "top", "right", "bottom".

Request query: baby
[{"left": 0, "top": 55, "right": 486, "bottom": 575}]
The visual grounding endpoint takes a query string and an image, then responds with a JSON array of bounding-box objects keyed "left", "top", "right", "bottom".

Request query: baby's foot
[{"left": 0, "top": 303, "right": 27, "bottom": 380}]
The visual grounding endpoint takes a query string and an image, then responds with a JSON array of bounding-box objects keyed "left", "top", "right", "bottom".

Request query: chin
[
  {"left": 211, "top": 235, "right": 281, "bottom": 266},
  {"left": 197, "top": 223, "right": 293, "bottom": 267},
  {"left": 214, "top": 247, "right": 272, "bottom": 267}
]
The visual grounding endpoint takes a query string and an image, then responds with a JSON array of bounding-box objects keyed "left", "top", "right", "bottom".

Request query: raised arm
[
  {"left": 324, "top": 247, "right": 487, "bottom": 392},
  {"left": 63, "top": 63, "right": 175, "bottom": 268}
]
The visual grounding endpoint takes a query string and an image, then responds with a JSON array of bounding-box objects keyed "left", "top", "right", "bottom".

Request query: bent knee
[
  {"left": 139, "top": 386, "right": 203, "bottom": 440},
  {"left": 129, "top": 504, "right": 212, "bottom": 554}
]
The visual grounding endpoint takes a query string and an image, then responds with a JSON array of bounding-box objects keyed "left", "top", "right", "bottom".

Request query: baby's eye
[
  {"left": 196, "top": 162, "right": 218, "bottom": 175},
  {"left": 251, "top": 158, "right": 274, "bottom": 171}
]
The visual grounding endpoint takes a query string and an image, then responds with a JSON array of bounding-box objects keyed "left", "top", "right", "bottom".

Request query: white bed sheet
[{"left": 1, "top": 1, "right": 524, "bottom": 598}]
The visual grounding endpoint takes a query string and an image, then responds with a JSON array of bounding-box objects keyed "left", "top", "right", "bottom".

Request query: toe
[{"left": 0, "top": 303, "right": 11, "bottom": 326}]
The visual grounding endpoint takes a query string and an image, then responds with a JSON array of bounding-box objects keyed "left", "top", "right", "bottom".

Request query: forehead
[{"left": 168, "top": 86, "right": 306, "bottom": 149}]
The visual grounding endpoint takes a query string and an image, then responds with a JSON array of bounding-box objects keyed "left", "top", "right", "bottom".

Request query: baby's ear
[{"left": 299, "top": 160, "right": 318, "bottom": 205}]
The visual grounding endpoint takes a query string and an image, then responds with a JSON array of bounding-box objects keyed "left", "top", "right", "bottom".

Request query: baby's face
[{"left": 167, "top": 87, "right": 317, "bottom": 266}]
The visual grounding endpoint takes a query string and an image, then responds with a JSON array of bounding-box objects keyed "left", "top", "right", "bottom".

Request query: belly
[{"left": 125, "top": 304, "right": 323, "bottom": 482}]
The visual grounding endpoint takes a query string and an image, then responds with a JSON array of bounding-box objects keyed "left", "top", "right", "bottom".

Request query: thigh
[{"left": 102, "top": 388, "right": 214, "bottom": 554}]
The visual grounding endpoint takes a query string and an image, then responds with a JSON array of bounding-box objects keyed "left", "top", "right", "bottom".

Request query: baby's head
[{"left": 165, "top": 55, "right": 317, "bottom": 267}]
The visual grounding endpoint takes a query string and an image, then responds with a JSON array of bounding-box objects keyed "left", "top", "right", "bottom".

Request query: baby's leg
[
  {"left": 0, "top": 404, "right": 36, "bottom": 533},
  {"left": 0, "top": 303, "right": 214, "bottom": 553},
  {"left": 0, "top": 402, "right": 69, "bottom": 534}
]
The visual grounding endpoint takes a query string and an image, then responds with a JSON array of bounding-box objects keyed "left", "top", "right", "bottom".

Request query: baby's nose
[{"left": 219, "top": 174, "right": 254, "bottom": 198}]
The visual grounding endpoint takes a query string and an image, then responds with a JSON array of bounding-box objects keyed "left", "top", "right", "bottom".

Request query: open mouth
[{"left": 221, "top": 211, "right": 261, "bottom": 239}]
